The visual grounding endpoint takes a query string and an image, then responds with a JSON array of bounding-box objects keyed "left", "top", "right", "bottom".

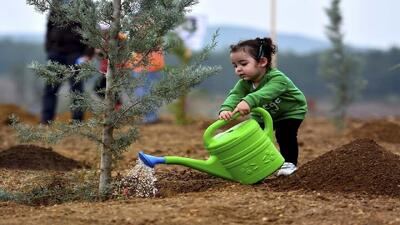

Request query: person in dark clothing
[{"left": 41, "top": 9, "right": 94, "bottom": 124}]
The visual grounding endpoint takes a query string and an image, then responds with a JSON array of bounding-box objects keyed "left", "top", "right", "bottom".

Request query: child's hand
[
  {"left": 232, "top": 101, "right": 251, "bottom": 116},
  {"left": 219, "top": 111, "right": 233, "bottom": 120}
]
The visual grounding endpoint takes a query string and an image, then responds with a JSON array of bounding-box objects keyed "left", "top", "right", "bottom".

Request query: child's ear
[{"left": 258, "top": 57, "right": 268, "bottom": 67}]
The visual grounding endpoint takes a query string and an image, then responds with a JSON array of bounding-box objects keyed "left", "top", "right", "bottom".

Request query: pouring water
[{"left": 113, "top": 159, "right": 158, "bottom": 198}]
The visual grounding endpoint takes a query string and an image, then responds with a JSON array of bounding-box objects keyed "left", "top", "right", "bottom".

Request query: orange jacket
[
  {"left": 100, "top": 51, "right": 165, "bottom": 74},
  {"left": 131, "top": 51, "right": 165, "bottom": 73},
  {"left": 98, "top": 32, "right": 164, "bottom": 73}
]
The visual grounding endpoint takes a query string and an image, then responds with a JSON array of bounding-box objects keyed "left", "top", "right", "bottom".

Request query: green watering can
[{"left": 138, "top": 107, "right": 284, "bottom": 184}]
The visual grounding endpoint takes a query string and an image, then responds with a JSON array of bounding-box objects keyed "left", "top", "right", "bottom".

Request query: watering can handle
[{"left": 203, "top": 107, "right": 273, "bottom": 145}]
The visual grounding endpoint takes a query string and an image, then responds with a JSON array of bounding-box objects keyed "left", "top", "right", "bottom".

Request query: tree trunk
[
  {"left": 99, "top": 61, "right": 116, "bottom": 194},
  {"left": 175, "top": 94, "right": 188, "bottom": 124},
  {"left": 174, "top": 49, "right": 191, "bottom": 124},
  {"left": 98, "top": 0, "right": 121, "bottom": 195},
  {"left": 99, "top": 120, "right": 113, "bottom": 194}
]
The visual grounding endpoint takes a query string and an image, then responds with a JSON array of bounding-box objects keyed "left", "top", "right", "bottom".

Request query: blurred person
[
  {"left": 93, "top": 36, "right": 165, "bottom": 122},
  {"left": 131, "top": 49, "right": 165, "bottom": 124},
  {"left": 218, "top": 37, "right": 308, "bottom": 176},
  {"left": 41, "top": 2, "right": 94, "bottom": 124},
  {"left": 92, "top": 30, "right": 131, "bottom": 111},
  {"left": 92, "top": 21, "right": 165, "bottom": 123}
]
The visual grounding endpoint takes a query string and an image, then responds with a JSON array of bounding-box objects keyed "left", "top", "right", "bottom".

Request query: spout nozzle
[{"left": 138, "top": 151, "right": 166, "bottom": 168}]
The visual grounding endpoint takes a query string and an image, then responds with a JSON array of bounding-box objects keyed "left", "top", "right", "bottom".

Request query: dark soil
[
  {"left": 0, "top": 145, "right": 88, "bottom": 171},
  {"left": 268, "top": 139, "right": 400, "bottom": 198},
  {"left": 350, "top": 120, "right": 400, "bottom": 143},
  {"left": 156, "top": 169, "right": 231, "bottom": 197}
]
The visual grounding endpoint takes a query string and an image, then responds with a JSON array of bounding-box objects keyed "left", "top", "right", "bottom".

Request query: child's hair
[{"left": 230, "top": 37, "right": 277, "bottom": 70}]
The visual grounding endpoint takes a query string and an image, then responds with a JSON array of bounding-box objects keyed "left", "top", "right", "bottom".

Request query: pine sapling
[{"left": 14, "top": 0, "right": 220, "bottom": 196}]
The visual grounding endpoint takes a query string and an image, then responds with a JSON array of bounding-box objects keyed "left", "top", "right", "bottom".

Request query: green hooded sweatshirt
[{"left": 220, "top": 68, "right": 308, "bottom": 122}]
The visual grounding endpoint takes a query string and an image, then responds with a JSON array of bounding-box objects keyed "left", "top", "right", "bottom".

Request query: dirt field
[{"left": 0, "top": 104, "right": 399, "bottom": 225}]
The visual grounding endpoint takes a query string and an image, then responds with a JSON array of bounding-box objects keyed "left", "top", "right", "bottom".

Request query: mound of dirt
[
  {"left": 350, "top": 120, "right": 400, "bottom": 143},
  {"left": 269, "top": 139, "right": 400, "bottom": 198},
  {"left": 0, "top": 145, "right": 88, "bottom": 171}
]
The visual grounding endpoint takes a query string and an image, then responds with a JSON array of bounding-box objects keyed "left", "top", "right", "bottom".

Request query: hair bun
[
  {"left": 256, "top": 37, "right": 266, "bottom": 45},
  {"left": 263, "top": 37, "right": 276, "bottom": 54}
]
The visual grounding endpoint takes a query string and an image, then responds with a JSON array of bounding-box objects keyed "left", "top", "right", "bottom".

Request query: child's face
[{"left": 230, "top": 50, "right": 268, "bottom": 82}]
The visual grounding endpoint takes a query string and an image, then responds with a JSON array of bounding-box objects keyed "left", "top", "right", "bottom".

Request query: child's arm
[
  {"left": 232, "top": 101, "right": 250, "bottom": 116},
  {"left": 242, "top": 77, "right": 288, "bottom": 109},
  {"left": 220, "top": 81, "right": 248, "bottom": 112}
]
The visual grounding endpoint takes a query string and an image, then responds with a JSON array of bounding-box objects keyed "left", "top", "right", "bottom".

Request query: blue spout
[{"left": 138, "top": 151, "right": 166, "bottom": 168}]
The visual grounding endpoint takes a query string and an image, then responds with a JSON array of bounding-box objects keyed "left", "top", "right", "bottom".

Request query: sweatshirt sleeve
[
  {"left": 242, "top": 76, "right": 288, "bottom": 108},
  {"left": 220, "top": 80, "right": 248, "bottom": 112}
]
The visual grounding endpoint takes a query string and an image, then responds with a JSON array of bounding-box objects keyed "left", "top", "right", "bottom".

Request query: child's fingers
[
  {"left": 222, "top": 112, "right": 234, "bottom": 120},
  {"left": 242, "top": 109, "right": 250, "bottom": 115},
  {"left": 219, "top": 112, "right": 227, "bottom": 120},
  {"left": 223, "top": 113, "right": 231, "bottom": 120},
  {"left": 232, "top": 108, "right": 239, "bottom": 115},
  {"left": 233, "top": 108, "right": 246, "bottom": 116}
]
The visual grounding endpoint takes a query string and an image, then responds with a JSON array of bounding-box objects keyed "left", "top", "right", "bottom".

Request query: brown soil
[
  {"left": 349, "top": 119, "right": 400, "bottom": 143},
  {"left": 0, "top": 104, "right": 92, "bottom": 125},
  {"left": 0, "top": 104, "right": 38, "bottom": 125},
  {"left": 0, "top": 104, "right": 400, "bottom": 225},
  {"left": 55, "top": 111, "right": 94, "bottom": 123},
  {"left": 268, "top": 139, "right": 400, "bottom": 198},
  {"left": 155, "top": 169, "right": 230, "bottom": 197},
  {"left": 0, "top": 145, "right": 88, "bottom": 171}
]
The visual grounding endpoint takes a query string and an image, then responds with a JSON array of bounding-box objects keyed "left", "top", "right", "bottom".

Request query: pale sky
[{"left": 1, "top": 0, "right": 399, "bottom": 49}]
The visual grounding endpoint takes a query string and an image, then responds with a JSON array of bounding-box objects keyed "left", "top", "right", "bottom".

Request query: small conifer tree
[
  {"left": 16, "top": 0, "right": 220, "bottom": 195},
  {"left": 319, "top": 0, "right": 365, "bottom": 130}
]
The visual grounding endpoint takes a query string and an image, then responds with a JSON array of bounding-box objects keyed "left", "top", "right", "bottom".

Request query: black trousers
[
  {"left": 259, "top": 119, "right": 303, "bottom": 166},
  {"left": 41, "top": 52, "right": 83, "bottom": 124}
]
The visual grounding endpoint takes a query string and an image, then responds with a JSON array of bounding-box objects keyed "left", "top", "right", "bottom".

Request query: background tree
[
  {"left": 14, "top": 0, "right": 220, "bottom": 195},
  {"left": 166, "top": 31, "right": 192, "bottom": 124},
  {"left": 319, "top": 0, "right": 365, "bottom": 130}
]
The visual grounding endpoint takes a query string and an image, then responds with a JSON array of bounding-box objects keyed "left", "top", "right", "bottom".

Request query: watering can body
[{"left": 138, "top": 107, "right": 284, "bottom": 184}]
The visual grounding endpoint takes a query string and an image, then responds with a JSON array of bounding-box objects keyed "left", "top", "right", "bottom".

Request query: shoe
[{"left": 276, "top": 162, "right": 297, "bottom": 176}]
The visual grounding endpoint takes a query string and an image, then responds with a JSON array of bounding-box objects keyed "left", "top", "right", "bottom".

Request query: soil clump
[
  {"left": 269, "top": 139, "right": 400, "bottom": 198},
  {"left": 0, "top": 145, "right": 87, "bottom": 171}
]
